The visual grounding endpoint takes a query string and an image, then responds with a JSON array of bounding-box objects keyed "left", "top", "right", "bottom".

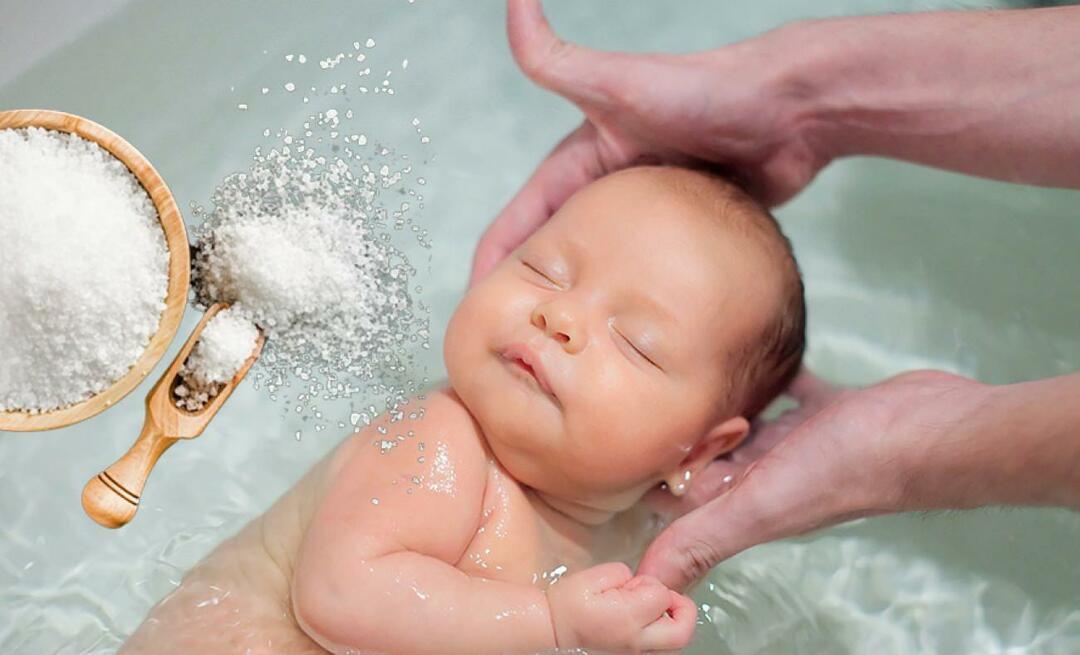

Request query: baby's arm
[
  {"left": 292, "top": 390, "right": 696, "bottom": 654},
  {"left": 291, "top": 391, "right": 556, "bottom": 655}
]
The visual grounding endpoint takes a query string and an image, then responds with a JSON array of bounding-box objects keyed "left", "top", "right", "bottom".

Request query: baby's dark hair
[{"left": 645, "top": 166, "right": 806, "bottom": 419}]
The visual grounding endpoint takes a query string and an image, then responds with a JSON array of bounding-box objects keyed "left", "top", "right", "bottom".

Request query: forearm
[
  {"left": 906, "top": 371, "right": 1080, "bottom": 511},
  {"left": 782, "top": 7, "right": 1080, "bottom": 189},
  {"left": 983, "top": 372, "right": 1080, "bottom": 509},
  {"left": 293, "top": 551, "right": 555, "bottom": 655}
]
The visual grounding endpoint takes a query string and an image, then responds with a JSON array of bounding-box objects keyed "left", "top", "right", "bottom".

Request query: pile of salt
[
  {"left": 0, "top": 128, "right": 168, "bottom": 413},
  {"left": 173, "top": 307, "right": 259, "bottom": 412},
  {"left": 190, "top": 137, "right": 426, "bottom": 426}
]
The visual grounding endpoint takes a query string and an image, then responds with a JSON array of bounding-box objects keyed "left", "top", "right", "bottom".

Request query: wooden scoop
[{"left": 81, "top": 303, "right": 265, "bottom": 528}]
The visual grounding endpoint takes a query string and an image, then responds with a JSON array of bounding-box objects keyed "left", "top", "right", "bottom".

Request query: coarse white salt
[
  {"left": 173, "top": 307, "right": 259, "bottom": 412},
  {"left": 190, "top": 124, "right": 428, "bottom": 425},
  {"left": 0, "top": 127, "right": 168, "bottom": 413}
]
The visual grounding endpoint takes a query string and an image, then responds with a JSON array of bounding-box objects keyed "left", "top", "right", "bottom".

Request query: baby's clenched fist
[{"left": 547, "top": 562, "right": 697, "bottom": 654}]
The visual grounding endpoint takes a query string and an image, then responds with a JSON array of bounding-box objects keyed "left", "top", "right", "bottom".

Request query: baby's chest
[{"left": 454, "top": 467, "right": 589, "bottom": 587}]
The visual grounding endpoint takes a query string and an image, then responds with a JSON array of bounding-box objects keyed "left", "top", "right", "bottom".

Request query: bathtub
[{"left": 1, "top": 0, "right": 1078, "bottom": 653}]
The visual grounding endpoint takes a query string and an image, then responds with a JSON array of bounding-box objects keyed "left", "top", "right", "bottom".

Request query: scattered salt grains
[
  {"left": 173, "top": 307, "right": 259, "bottom": 412},
  {"left": 0, "top": 128, "right": 168, "bottom": 413},
  {"left": 200, "top": 38, "right": 432, "bottom": 431},
  {"left": 190, "top": 93, "right": 430, "bottom": 425}
]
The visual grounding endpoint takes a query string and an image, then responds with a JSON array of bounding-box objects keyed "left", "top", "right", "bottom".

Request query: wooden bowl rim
[{"left": 0, "top": 109, "right": 190, "bottom": 432}]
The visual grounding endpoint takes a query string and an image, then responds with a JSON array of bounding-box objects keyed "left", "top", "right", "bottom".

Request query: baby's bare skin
[
  {"left": 123, "top": 166, "right": 792, "bottom": 654},
  {"left": 120, "top": 447, "right": 331, "bottom": 655},
  {"left": 121, "top": 389, "right": 654, "bottom": 654}
]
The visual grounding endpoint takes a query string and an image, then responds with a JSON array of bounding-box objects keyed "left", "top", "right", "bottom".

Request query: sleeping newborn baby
[{"left": 120, "top": 166, "right": 805, "bottom": 655}]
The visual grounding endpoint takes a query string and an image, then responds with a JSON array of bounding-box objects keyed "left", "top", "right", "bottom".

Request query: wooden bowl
[{"left": 0, "top": 109, "right": 189, "bottom": 432}]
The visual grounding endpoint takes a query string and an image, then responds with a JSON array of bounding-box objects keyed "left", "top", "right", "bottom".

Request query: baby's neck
[
  {"left": 526, "top": 487, "right": 661, "bottom": 569},
  {"left": 529, "top": 489, "right": 618, "bottom": 527}
]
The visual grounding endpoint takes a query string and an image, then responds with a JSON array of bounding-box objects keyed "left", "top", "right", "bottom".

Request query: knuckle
[
  {"left": 523, "top": 35, "right": 573, "bottom": 79},
  {"left": 608, "top": 561, "right": 633, "bottom": 581},
  {"left": 680, "top": 534, "right": 720, "bottom": 583}
]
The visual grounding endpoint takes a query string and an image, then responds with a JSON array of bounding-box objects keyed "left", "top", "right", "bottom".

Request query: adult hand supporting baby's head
[
  {"left": 469, "top": 0, "right": 831, "bottom": 284},
  {"left": 637, "top": 369, "right": 1010, "bottom": 592}
]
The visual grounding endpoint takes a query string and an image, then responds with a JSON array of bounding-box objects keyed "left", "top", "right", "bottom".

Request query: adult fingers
[
  {"left": 643, "top": 457, "right": 743, "bottom": 519},
  {"left": 469, "top": 122, "right": 605, "bottom": 284},
  {"left": 507, "top": 0, "right": 634, "bottom": 108},
  {"left": 785, "top": 367, "right": 840, "bottom": 404},
  {"left": 637, "top": 443, "right": 847, "bottom": 591}
]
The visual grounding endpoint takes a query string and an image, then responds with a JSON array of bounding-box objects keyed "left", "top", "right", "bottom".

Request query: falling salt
[
  {"left": 0, "top": 128, "right": 168, "bottom": 413},
  {"left": 190, "top": 98, "right": 430, "bottom": 424}
]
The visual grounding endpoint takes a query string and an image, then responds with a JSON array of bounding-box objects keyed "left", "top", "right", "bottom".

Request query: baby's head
[{"left": 446, "top": 167, "right": 804, "bottom": 519}]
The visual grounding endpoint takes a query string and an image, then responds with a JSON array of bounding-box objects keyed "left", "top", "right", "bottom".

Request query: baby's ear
[{"left": 663, "top": 416, "right": 749, "bottom": 497}]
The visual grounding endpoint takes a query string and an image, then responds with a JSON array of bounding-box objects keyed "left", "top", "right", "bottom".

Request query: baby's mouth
[
  {"left": 500, "top": 345, "right": 557, "bottom": 400},
  {"left": 511, "top": 357, "right": 553, "bottom": 396}
]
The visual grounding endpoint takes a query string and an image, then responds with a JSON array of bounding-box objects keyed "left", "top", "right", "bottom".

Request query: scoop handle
[{"left": 81, "top": 417, "right": 177, "bottom": 528}]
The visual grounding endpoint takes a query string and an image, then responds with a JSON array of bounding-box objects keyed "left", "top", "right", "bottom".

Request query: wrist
[
  {"left": 544, "top": 589, "right": 576, "bottom": 650},
  {"left": 749, "top": 18, "right": 857, "bottom": 169}
]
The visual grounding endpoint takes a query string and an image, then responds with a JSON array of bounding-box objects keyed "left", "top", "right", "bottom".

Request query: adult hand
[
  {"left": 474, "top": 2, "right": 1080, "bottom": 284},
  {"left": 470, "top": 0, "right": 829, "bottom": 283},
  {"left": 643, "top": 370, "right": 843, "bottom": 522},
  {"left": 638, "top": 369, "right": 1080, "bottom": 592}
]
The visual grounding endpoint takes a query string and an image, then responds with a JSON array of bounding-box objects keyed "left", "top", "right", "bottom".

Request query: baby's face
[{"left": 446, "top": 170, "right": 781, "bottom": 511}]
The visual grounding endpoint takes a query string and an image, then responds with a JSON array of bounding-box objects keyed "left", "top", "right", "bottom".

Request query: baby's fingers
[
  {"left": 620, "top": 576, "right": 678, "bottom": 625},
  {"left": 639, "top": 590, "right": 697, "bottom": 653}
]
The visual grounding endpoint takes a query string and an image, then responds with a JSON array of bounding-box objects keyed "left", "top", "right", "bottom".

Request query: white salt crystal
[
  {"left": 183, "top": 308, "right": 258, "bottom": 386},
  {"left": 189, "top": 131, "right": 426, "bottom": 420},
  {"left": 0, "top": 128, "right": 168, "bottom": 413},
  {"left": 173, "top": 307, "right": 258, "bottom": 412}
]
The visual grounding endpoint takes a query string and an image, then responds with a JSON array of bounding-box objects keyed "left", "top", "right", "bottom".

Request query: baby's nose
[{"left": 531, "top": 304, "right": 585, "bottom": 353}]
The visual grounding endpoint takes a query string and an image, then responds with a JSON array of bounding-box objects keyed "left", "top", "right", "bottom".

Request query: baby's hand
[{"left": 547, "top": 562, "right": 697, "bottom": 654}]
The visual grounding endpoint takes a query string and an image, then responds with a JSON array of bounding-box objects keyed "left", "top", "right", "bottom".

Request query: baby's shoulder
[
  {"left": 329, "top": 387, "right": 486, "bottom": 479},
  {"left": 316, "top": 387, "right": 491, "bottom": 559}
]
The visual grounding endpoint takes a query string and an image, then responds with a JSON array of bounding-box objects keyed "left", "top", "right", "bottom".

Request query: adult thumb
[
  {"left": 506, "top": 0, "right": 628, "bottom": 108},
  {"left": 637, "top": 452, "right": 837, "bottom": 591}
]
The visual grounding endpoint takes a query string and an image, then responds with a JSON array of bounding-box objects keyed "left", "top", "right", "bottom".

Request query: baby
[{"left": 120, "top": 166, "right": 805, "bottom": 655}]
